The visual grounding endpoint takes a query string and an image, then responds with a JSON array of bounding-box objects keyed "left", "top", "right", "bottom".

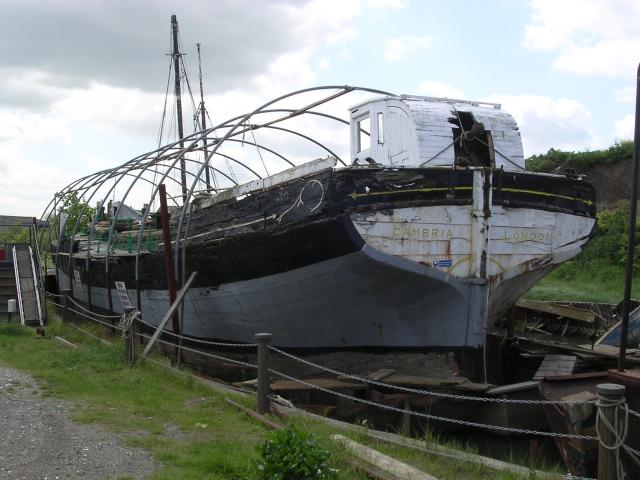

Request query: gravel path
[{"left": 0, "top": 365, "right": 157, "bottom": 480}]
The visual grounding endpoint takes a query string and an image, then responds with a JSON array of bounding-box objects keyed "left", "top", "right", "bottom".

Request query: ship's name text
[{"left": 392, "top": 227, "right": 453, "bottom": 240}]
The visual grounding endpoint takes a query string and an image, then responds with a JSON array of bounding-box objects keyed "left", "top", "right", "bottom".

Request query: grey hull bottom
[{"left": 60, "top": 245, "right": 490, "bottom": 348}]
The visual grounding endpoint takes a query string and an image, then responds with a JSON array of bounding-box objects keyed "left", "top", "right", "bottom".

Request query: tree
[
  {"left": 54, "top": 191, "right": 96, "bottom": 237},
  {"left": 0, "top": 225, "right": 30, "bottom": 244}
]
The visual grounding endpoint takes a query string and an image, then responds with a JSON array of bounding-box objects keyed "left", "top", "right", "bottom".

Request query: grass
[
  {"left": 524, "top": 261, "right": 640, "bottom": 304},
  {"left": 524, "top": 205, "right": 640, "bottom": 304},
  {"left": 0, "top": 308, "right": 561, "bottom": 479}
]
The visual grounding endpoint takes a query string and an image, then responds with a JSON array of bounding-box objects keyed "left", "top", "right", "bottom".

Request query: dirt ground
[{"left": 0, "top": 365, "right": 156, "bottom": 480}]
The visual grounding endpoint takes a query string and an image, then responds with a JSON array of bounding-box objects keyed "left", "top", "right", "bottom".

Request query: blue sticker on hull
[{"left": 432, "top": 259, "right": 452, "bottom": 268}]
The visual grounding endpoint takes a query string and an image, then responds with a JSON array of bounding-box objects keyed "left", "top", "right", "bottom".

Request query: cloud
[
  {"left": 0, "top": 0, "right": 365, "bottom": 102},
  {"left": 0, "top": 0, "right": 385, "bottom": 215},
  {"left": 418, "top": 81, "right": 464, "bottom": 99},
  {"left": 384, "top": 35, "right": 432, "bottom": 61},
  {"left": 366, "top": 0, "right": 408, "bottom": 8},
  {"left": 483, "top": 94, "right": 599, "bottom": 155},
  {"left": 614, "top": 86, "right": 636, "bottom": 103},
  {"left": 614, "top": 113, "right": 634, "bottom": 139},
  {"left": 524, "top": 0, "right": 640, "bottom": 77}
]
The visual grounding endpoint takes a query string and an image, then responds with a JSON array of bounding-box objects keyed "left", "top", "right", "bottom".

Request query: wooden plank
[
  {"left": 270, "top": 377, "right": 366, "bottom": 392},
  {"left": 534, "top": 354, "right": 577, "bottom": 380},
  {"left": 347, "top": 457, "right": 404, "bottom": 480},
  {"left": 486, "top": 380, "right": 539, "bottom": 396},
  {"left": 383, "top": 375, "right": 467, "bottom": 388},
  {"left": 225, "top": 397, "right": 283, "bottom": 430},
  {"left": 520, "top": 337, "right": 640, "bottom": 364},
  {"left": 366, "top": 368, "right": 396, "bottom": 381},
  {"left": 516, "top": 299, "right": 595, "bottom": 323},
  {"left": 332, "top": 434, "right": 440, "bottom": 480},
  {"left": 54, "top": 336, "right": 78, "bottom": 349},
  {"left": 140, "top": 271, "right": 198, "bottom": 358}
]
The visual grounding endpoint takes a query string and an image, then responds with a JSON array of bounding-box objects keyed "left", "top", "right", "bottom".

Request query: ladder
[{"left": 12, "top": 244, "right": 43, "bottom": 326}]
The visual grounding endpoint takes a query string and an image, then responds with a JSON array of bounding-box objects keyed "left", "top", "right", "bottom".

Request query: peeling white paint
[
  {"left": 351, "top": 170, "right": 595, "bottom": 290},
  {"left": 349, "top": 95, "right": 525, "bottom": 171}
]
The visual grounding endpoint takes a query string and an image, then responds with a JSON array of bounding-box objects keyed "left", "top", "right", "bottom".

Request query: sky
[{"left": 0, "top": 0, "right": 638, "bottom": 216}]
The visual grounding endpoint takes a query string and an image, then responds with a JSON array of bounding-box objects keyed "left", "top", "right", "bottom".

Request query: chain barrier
[
  {"left": 628, "top": 408, "right": 640, "bottom": 420},
  {"left": 67, "top": 296, "right": 122, "bottom": 319},
  {"left": 268, "top": 368, "right": 597, "bottom": 441},
  {"left": 66, "top": 321, "right": 112, "bottom": 344},
  {"left": 134, "top": 351, "right": 255, "bottom": 397},
  {"left": 33, "top": 300, "right": 609, "bottom": 477},
  {"left": 268, "top": 346, "right": 594, "bottom": 406},
  {"left": 136, "top": 317, "right": 257, "bottom": 348},
  {"left": 622, "top": 444, "right": 640, "bottom": 468},
  {"left": 352, "top": 426, "right": 595, "bottom": 480},
  {"left": 45, "top": 292, "right": 65, "bottom": 299},
  {"left": 138, "top": 332, "right": 257, "bottom": 370},
  {"left": 67, "top": 306, "right": 122, "bottom": 331}
]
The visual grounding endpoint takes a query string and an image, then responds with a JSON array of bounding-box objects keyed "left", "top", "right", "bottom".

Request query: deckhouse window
[
  {"left": 356, "top": 114, "right": 371, "bottom": 153},
  {"left": 377, "top": 112, "right": 384, "bottom": 144}
]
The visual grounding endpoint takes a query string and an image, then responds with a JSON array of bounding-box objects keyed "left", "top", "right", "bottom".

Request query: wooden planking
[
  {"left": 332, "top": 434, "right": 440, "bottom": 480},
  {"left": 406, "top": 98, "right": 525, "bottom": 170},
  {"left": 534, "top": 354, "right": 577, "bottom": 380}
]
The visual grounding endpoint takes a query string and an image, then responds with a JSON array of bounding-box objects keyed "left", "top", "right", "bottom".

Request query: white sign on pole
[
  {"left": 114, "top": 281, "right": 132, "bottom": 309},
  {"left": 73, "top": 269, "right": 83, "bottom": 290},
  {"left": 59, "top": 213, "right": 69, "bottom": 236}
]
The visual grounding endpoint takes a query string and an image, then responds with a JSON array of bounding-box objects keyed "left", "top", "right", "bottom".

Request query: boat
[
  {"left": 46, "top": 87, "right": 596, "bottom": 356},
  {"left": 39, "top": 19, "right": 595, "bottom": 377}
]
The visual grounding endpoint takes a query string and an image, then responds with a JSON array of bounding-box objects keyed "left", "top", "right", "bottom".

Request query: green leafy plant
[
  {"left": 53, "top": 191, "right": 96, "bottom": 237},
  {"left": 0, "top": 225, "right": 30, "bottom": 244},
  {"left": 525, "top": 140, "right": 633, "bottom": 173},
  {"left": 256, "top": 425, "right": 338, "bottom": 480}
]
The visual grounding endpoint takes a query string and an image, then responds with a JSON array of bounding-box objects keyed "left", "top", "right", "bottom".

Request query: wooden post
[
  {"left": 401, "top": 396, "right": 411, "bottom": 436},
  {"left": 123, "top": 306, "right": 135, "bottom": 367},
  {"left": 597, "top": 383, "right": 626, "bottom": 480},
  {"left": 256, "top": 333, "right": 272, "bottom": 414},
  {"left": 62, "top": 288, "right": 72, "bottom": 323},
  {"left": 170, "top": 14, "right": 188, "bottom": 203}
]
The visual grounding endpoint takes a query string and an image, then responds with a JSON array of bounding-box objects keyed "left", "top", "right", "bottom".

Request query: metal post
[
  {"left": 123, "top": 306, "right": 135, "bottom": 367},
  {"left": 255, "top": 333, "right": 272, "bottom": 414},
  {"left": 597, "top": 383, "right": 626, "bottom": 480},
  {"left": 159, "top": 184, "right": 179, "bottom": 336},
  {"left": 7, "top": 299, "right": 16, "bottom": 323},
  {"left": 618, "top": 63, "right": 640, "bottom": 371},
  {"left": 62, "top": 288, "right": 72, "bottom": 323}
]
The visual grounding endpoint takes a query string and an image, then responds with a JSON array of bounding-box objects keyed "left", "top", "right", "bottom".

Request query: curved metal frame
[{"left": 39, "top": 85, "right": 397, "bottom": 313}]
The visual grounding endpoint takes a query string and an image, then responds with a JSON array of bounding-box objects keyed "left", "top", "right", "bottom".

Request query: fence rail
[{"left": 43, "top": 298, "right": 637, "bottom": 480}]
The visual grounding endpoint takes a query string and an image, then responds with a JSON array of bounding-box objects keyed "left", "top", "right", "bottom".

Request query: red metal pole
[{"left": 159, "top": 184, "right": 180, "bottom": 336}]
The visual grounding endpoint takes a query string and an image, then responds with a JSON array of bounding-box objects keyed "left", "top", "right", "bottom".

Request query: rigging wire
[
  {"left": 153, "top": 60, "right": 174, "bottom": 210},
  {"left": 247, "top": 119, "right": 269, "bottom": 177}
]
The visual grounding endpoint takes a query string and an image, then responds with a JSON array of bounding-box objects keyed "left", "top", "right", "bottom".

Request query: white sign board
[
  {"left": 59, "top": 212, "right": 69, "bottom": 236},
  {"left": 114, "top": 281, "right": 132, "bottom": 309},
  {"left": 73, "top": 269, "right": 83, "bottom": 290}
]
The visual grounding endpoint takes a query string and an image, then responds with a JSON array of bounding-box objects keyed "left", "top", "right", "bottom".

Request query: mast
[
  {"left": 171, "top": 14, "right": 187, "bottom": 203},
  {"left": 197, "top": 43, "right": 211, "bottom": 190}
]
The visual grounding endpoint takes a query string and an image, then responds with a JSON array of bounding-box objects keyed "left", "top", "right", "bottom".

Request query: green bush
[
  {"left": 525, "top": 140, "right": 633, "bottom": 173},
  {"left": 256, "top": 426, "right": 338, "bottom": 480}
]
